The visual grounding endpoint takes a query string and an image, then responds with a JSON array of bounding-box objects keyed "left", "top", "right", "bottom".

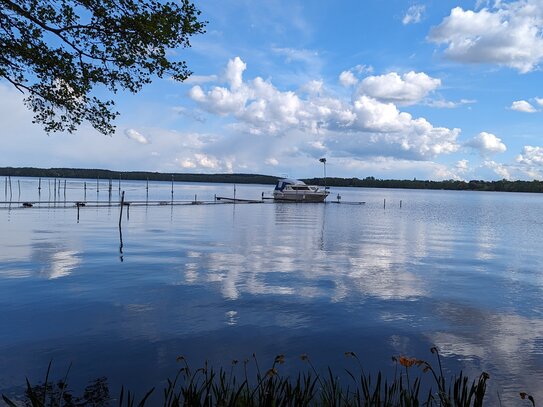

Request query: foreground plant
[{"left": 1, "top": 347, "right": 502, "bottom": 406}]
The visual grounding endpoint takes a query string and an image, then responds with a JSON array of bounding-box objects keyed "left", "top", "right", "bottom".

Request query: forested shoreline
[{"left": 2, "top": 167, "right": 543, "bottom": 193}]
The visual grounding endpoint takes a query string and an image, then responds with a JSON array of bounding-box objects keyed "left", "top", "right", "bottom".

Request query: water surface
[{"left": 1, "top": 178, "right": 543, "bottom": 403}]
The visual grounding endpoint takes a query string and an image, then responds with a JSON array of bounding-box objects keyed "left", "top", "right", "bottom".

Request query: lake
[{"left": 1, "top": 177, "right": 543, "bottom": 404}]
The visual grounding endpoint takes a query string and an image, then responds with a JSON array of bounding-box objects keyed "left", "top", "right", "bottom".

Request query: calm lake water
[{"left": 1, "top": 177, "right": 543, "bottom": 404}]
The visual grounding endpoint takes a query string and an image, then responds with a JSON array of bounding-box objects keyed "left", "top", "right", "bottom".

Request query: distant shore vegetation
[{"left": 2, "top": 167, "right": 543, "bottom": 193}]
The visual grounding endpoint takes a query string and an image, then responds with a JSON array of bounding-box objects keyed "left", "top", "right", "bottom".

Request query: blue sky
[{"left": 2, "top": 0, "right": 543, "bottom": 180}]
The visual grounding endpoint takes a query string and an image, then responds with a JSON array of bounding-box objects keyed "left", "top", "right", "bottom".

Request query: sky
[{"left": 2, "top": 0, "right": 543, "bottom": 180}]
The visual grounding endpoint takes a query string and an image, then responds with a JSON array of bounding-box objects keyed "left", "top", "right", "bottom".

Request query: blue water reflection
[{"left": 1, "top": 178, "right": 543, "bottom": 403}]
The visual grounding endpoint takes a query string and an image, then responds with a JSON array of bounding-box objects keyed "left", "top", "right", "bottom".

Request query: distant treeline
[
  {"left": 2, "top": 167, "right": 543, "bottom": 193},
  {"left": 304, "top": 176, "right": 543, "bottom": 193},
  {"left": 0, "top": 167, "right": 278, "bottom": 185}
]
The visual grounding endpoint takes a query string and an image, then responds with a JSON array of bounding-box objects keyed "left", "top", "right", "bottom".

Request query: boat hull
[{"left": 273, "top": 192, "right": 329, "bottom": 202}]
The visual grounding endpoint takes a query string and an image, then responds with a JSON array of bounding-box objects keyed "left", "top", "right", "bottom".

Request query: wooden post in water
[
  {"left": 84, "top": 181, "right": 87, "bottom": 201},
  {"left": 400, "top": 200, "right": 402, "bottom": 208},
  {"left": 64, "top": 179, "right": 67, "bottom": 204},
  {"left": 38, "top": 177, "right": 41, "bottom": 191},
  {"left": 17, "top": 180, "right": 20, "bottom": 198},
  {"left": 383, "top": 198, "right": 386, "bottom": 209},
  {"left": 119, "top": 191, "right": 125, "bottom": 228},
  {"left": 118, "top": 191, "right": 124, "bottom": 262},
  {"left": 96, "top": 177, "right": 99, "bottom": 193},
  {"left": 234, "top": 184, "right": 236, "bottom": 203},
  {"left": 146, "top": 178, "right": 149, "bottom": 203},
  {"left": 171, "top": 175, "right": 174, "bottom": 205},
  {"left": 118, "top": 174, "right": 121, "bottom": 194}
]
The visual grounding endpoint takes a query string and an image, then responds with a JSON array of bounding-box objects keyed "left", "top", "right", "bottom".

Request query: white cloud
[
  {"left": 465, "top": 131, "right": 507, "bottom": 155},
  {"left": 427, "top": 99, "right": 476, "bottom": 108},
  {"left": 484, "top": 160, "right": 511, "bottom": 179},
  {"left": 353, "top": 64, "right": 373, "bottom": 74},
  {"left": 177, "top": 153, "right": 234, "bottom": 172},
  {"left": 300, "top": 80, "right": 323, "bottom": 95},
  {"left": 511, "top": 100, "right": 537, "bottom": 113},
  {"left": 403, "top": 5, "right": 425, "bottom": 25},
  {"left": 224, "top": 56, "right": 247, "bottom": 89},
  {"left": 339, "top": 70, "right": 358, "bottom": 87},
  {"left": 189, "top": 57, "right": 460, "bottom": 163},
  {"left": 124, "top": 129, "right": 149, "bottom": 144},
  {"left": 456, "top": 159, "right": 470, "bottom": 173},
  {"left": 429, "top": 2, "right": 543, "bottom": 73},
  {"left": 516, "top": 146, "right": 543, "bottom": 178},
  {"left": 265, "top": 158, "right": 279, "bottom": 166},
  {"left": 356, "top": 71, "right": 441, "bottom": 106},
  {"left": 536, "top": 97, "right": 543, "bottom": 106},
  {"left": 517, "top": 146, "right": 543, "bottom": 166}
]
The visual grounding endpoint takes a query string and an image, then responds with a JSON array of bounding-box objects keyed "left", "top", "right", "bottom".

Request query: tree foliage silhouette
[{"left": 1, "top": 0, "right": 205, "bottom": 134}]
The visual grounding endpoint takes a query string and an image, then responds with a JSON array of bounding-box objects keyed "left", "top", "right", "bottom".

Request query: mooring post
[
  {"left": 118, "top": 191, "right": 125, "bottom": 262},
  {"left": 96, "top": 177, "right": 99, "bottom": 193},
  {"left": 17, "top": 180, "right": 20, "bottom": 198},
  {"left": 119, "top": 191, "right": 125, "bottom": 228},
  {"left": 234, "top": 184, "right": 236, "bottom": 203},
  {"left": 118, "top": 174, "right": 121, "bottom": 194},
  {"left": 384, "top": 198, "right": 386, "bottom": 209},
  {"left": 38, "top": 177, "right": 41, "bottom": 191},
  {"left": 171, "top": 175, "right": 174, "bottom": 205},
  {"left": 400, "top": 200, "right": 402, "bottom": 208}
]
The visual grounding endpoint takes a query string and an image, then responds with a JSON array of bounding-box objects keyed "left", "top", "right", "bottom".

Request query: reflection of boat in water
[{"left": 273, "top": 178, "right": 329, "bottom": 202}]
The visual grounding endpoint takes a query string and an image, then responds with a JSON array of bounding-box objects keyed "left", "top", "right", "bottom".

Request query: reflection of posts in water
[{"left": 119, "top": 191, "right": 125, "bottom": 262}]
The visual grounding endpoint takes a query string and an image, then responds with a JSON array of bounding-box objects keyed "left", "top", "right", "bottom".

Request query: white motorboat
[{"left": 272, "top": 178, "right": 329, "bottom": 202}]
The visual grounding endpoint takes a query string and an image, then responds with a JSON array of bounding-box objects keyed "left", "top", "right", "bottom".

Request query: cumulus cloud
[
  {"left": 339, "top": 70, "right": 358, "bottom": 87},
  {"left": 517, "top": 146, "right": 543, "bottom": 166},
  {"left": 265, "top": 158, "right": 279, "bottom": 166},
  {"left": 465, "top": 131, "right": 507, "bottom": 155},
  {"left": 536, "top": 97, "right": 543, "bottom": 106},
  {"left": 456, "top": 159, "right": 470, "bottom": 173},
  {"left": 429, "top": 2, "right": 543, "bottom": 73},
  {"left": 124, "top": 129, "right": 149, "bottom": 144},
  {"left": 484, "top": 160, "right": 511, "bottom": 179},
  {"left": 189, "top": 57, "right": 460, "bottom": 162},
  {"left": 356, "top": 71, "right": 441, "bottom": 106},
  {"left": 511, "top": 100, "right": 537, "bottom": 112},
  {"left": 300, "top": 80, "right": 323, "bottom": 95},
  {"left": 403, "top": 5, "right": 425, "bottom": 25},
  {"left": 178, "top": 153, "right": 234, "bottom": 172},
  {"left": 224, "top": 56, "right": 247, "bottom": 89}
]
